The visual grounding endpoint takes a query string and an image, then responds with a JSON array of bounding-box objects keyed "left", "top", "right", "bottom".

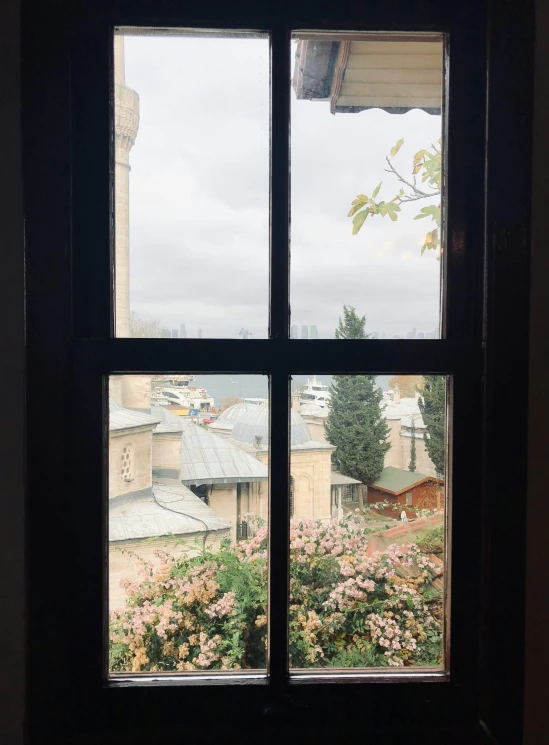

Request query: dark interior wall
[
  {"left": 524, "top": 1, "right": 549, "bottom": 743},
  {"left": 0, "top": 2, "right": 546, "bottom": 744},
  {"left": 0, "top": 0, "right": 25, "bottom": 745}
]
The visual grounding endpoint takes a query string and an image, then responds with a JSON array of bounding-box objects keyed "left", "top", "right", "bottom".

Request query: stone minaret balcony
[{"left": 115, "top": 84, "right": 139, "bottom": 168}]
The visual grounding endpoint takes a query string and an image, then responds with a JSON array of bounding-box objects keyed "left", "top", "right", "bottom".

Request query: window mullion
[
  {"left": 268, "top": 371, "right": 291, "bottom": 689},
  {"left": 269, "top": 24, "right": 291, "bottom": 340}
]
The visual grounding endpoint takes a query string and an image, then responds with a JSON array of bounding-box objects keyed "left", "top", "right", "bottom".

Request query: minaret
[
  {"left": 112, "top": 36, "right": 151, "bottom": 412},
  {"left": 114, "top": 35, "right": 139, "bottom": 338}
]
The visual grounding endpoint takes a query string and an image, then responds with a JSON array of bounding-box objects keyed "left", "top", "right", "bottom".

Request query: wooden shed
[{"left": 367, "top": 466, "right": 444, "bottom": 517}]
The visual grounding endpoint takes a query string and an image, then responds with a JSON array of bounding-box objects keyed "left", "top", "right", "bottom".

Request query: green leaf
[
  {"left": 377, "top": 202, "right": 387, "bottom": 216},
  {"left": 389, "top": 138, "right": 404, "bottom": 157},
  {"left": 372, "top": 181, "right": 382, "bottom": 199},
  {"left": 414, "top": 205, "right": 438, "bottom": 220},
  {"left": 352, "top": 209, "right": 368, "bottom": 235},
  {"left": 347, "top": 203, "right": 364, "bottom": 218}
]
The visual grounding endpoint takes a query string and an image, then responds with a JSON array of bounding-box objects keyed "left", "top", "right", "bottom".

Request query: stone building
[
  {"left": 381, "top": 392, "right": 438, "bottom": 477},
  {"left": 212, "top": 403, "right": 336, "bottom": 522},
  {"left": 299, "top": 402, "right": 329, "bottom": 443},
  {"left": 108, "top": 400, "right": 231, "bottom": 609}
]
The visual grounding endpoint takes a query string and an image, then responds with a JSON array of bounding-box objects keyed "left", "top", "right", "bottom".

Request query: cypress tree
[
  {"left": 409, "top": 418, "right": 417, "bottom": 473},
  {"left": 334, "top": 305, "right": 370, "bottom": 339},
  {"left": 418, "top": 376, "right": 446, "bottom": 476},
  {"left": 325, "top": 306, "right": 389, "bottom": 484}
]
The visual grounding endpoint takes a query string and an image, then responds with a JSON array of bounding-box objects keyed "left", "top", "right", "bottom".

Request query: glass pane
[
  {"left": 108, "top": 374, "right": 269, "bottom": 674},
  {"left": 291, "top": 33, "right": 444, "bottom": 340},
  {"left": 290, "top": 373, "right": 447, "bottom": 669},
  {"left": 114, "top": 31, "right": 269, "bottom": 338}
]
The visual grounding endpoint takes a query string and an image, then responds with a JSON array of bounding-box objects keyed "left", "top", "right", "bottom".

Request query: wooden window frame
[{"left": 23, "top": 0, "right": 533, "bottom": 743}]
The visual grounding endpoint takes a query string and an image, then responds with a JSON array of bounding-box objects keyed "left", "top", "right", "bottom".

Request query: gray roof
[
  {"left": 109, "top": 482, "right": 231, "bottom": 542},
  {"left": 209, "top": 401, "right": 260, "bottom": 432},
  {"left": 151, "top": 405, "right": 184, "bottom": 434},
  {"left": 331, "top": 471, "right": 361, "bottom": 486},
  {"left": 232, "top": 406, "right": 312, "bottom": 446},
  {"left": 180, "top": 418, "right": 268, "bottom": 485},
  {"left": 109, "top": 398, "right": 161, "bottom": 432}
]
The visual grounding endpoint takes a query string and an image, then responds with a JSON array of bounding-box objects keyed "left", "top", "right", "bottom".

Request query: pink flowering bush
[{"left": 110, "top": 515, "right": 443, "bottom": 672}]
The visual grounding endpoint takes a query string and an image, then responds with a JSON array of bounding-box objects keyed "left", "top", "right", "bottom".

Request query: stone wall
[
  {"left": 109, "top": 532, "right": 229, "bottom": 610},
  {"left": 109, "top": 428, "right": 153, "bottom": 499},
  {"left": 209, "top": 485, "right": 238, "bottom": 541},
  {"left": 384, "top": 419, "right": 436, "bottom": 476},
  {"left": 152, "top": 432, "right": 182, "bottom": 479},
  {"left": 258, "top": 447, "right": 332, "bottom": 520}
]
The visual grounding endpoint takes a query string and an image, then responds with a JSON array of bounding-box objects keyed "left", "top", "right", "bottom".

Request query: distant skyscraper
[
  {"left": 290, "top": 325, "right": 298, "bottom": 339},
  {"left": 171, "top": 329, "right": 178, "bottom": 338},
  {"left": 198, "top": 328, "right": 202, "bottom": 339},
  {"left": 180, "top": 324, "right": 186, "bottom": 339},
  {"left": 407, "top": 327, "right": 417, "bottom": 339},
  {"left": 417, "top": 332, "right": 424, "bottom": 339},
  {"left": 161, "top": 328, "right": 171, "bottom": 338},
  {"left": 301, "top": 325, "right": 308, "bottom": 340},
  {"left": 310, "top": 325, "right": 318, "bottom": 339},
  {"left": 434, "top": 326, "right": 440, "bottom": 338}
]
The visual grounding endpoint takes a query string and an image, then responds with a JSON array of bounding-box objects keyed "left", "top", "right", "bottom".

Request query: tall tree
[
  {"left": 408, "top": 419, "right": 417, "bottom": 473},
  {"left": 220, "top": 395, "right": 241, "bottom": 412},
  {"left": 326, "top": 306, "right": 389, "bottom": 485},
  {"left": 326, "top": 375, "right": 390, "bottom": 485},
  {"left": 334, "top": 305, "right": 370, "bottom": 339},
  {"left": 388, "top": 375, "right": 424, "bottom": 398},
  {"left": 129, "top": 311, "right": 163, "bottom": 338},
  {"left": 418, "top": 376, "right": 446, "bottom": 476}
]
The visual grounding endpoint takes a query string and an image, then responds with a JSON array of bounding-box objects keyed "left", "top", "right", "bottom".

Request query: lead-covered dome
[
  {"left": 300, "top": 402, "right": 328, "bottom": 417},
  {"left": 210, "top": 401, "right": 260, "bottom": 432},
  {"left": 231, "top": 405, "right": 312, "bottom": 446}
]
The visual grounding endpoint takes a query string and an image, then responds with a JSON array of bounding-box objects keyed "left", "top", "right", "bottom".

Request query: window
[
  {"left": 121, "top": 444, "right": 133, "bottom": 482},
  {"left": 406, "top": 491, "right": 413, "bottom": 506},
  {"left": 24, "top": 0, "right": 532, "bottom": 742}
]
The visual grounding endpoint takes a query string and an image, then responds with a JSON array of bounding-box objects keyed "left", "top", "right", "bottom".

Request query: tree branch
[{"left": 385, "top": 156, "right": 434, "bottom": 198}]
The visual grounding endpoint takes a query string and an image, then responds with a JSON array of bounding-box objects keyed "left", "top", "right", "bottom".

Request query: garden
[{"left": 110, "top": 513, "right": 444, "bottom": 672}]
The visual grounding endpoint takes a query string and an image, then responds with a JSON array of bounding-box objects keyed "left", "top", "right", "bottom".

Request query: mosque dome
[
  {"left": 210, "top": 401, "right": 260, "bottom": 432},
  {"left": 231, "top": 405, "right": 312, "bottom": 446},
  {"left": 299, "top": 402, "right": 328, "bottom": 417}
]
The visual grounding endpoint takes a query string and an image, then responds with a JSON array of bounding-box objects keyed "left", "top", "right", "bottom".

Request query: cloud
[{"left": 122, "top": 34, "right": 442, "bottom": 339}]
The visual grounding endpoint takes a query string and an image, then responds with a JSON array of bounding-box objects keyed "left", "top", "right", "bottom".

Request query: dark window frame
[{"left": 23, "top": 0, "right": 532, "bottom": 743}]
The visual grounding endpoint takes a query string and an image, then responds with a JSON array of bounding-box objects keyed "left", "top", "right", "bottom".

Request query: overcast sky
[{"left": 122, "top": 34, "right": 442, "bottom": 339}]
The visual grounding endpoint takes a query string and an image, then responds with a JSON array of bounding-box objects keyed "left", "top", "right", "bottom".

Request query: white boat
[
  {"left": 151, "top": 375, "right": 215, "bottom": 412},
  {"left": 299, "top": 376, "right": 330, "bottom": 407}
]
